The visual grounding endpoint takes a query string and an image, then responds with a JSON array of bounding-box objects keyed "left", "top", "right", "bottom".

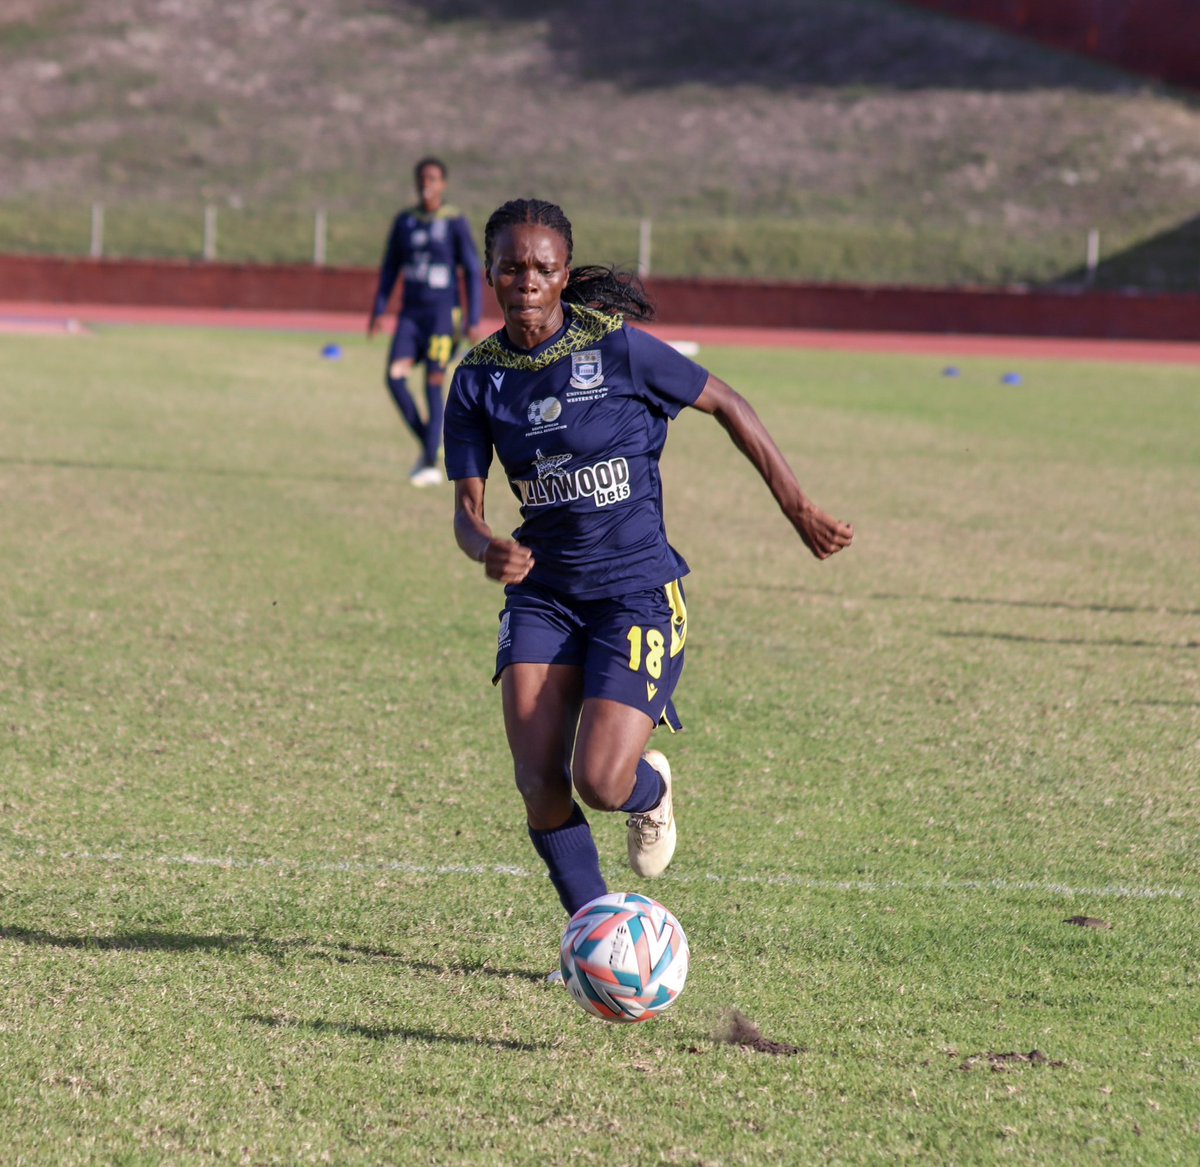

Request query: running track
[{"left": 3, "top": 299, "right": 1200, "bottom": 365}]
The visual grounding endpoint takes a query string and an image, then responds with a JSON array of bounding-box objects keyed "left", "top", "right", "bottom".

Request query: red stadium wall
[
  {"left": 904, "top": 0, "right": 1200, "bottom": 88},
  {"left": 0, "top": 254, "right": 372, "bottom": 315},
  {"left": 2, "top": 253, "right": 1199, "bottom": 342},
  {"left": 648, "top": 277, "right": 1200, "bottom": 342}
]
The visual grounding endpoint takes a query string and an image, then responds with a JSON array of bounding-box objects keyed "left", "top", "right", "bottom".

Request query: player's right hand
[
  {"left": 366, "top": 313, "right": 380, "bottom": 338},
  {"left": 483, "top": 538, "right": 535, "bottom": 584}
]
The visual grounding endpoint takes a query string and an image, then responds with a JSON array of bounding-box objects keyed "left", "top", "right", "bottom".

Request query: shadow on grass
[
  {"left": 333, "top": 944, "right": 548, "bottom": 984},
  {"left": 401, "top": 0, "right": 1149, "bottom": 94},
  {"left": 0, "top": 926, "right": 546, "bottom": 982},
  {"left": 880, "top": 591, "right": 1200, "bottom": 620},
  {"left": 720, "top": 582, "right": 1200, "bottom": 619},
  {"left": 1052, "top": 213, "right": 1200, "bottom": 292},
  {"left": 0, "top": 926, "right": 260, "bottom": 952},
  {"left": 244, "top": 1012, "right": 547, "bottom": 1050},
  {"left": 941, "top": 629, "right": 1200, "bottom": 650},
  {"left": 0, "top": 455, "right": 400, "bottom": 486},
  {"left": 1109, "top": 698, "right": 1200, "bottom": 708}
]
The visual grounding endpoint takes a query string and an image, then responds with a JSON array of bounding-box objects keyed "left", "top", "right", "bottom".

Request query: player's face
[
  {"left": 416, "top": 165, "right": 446, "bottom": 211},
  {"left": 487, "top": 224, "right": 571, "bottom": 347}
]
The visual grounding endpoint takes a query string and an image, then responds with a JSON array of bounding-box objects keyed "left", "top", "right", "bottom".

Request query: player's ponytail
[
  {"left": 483, "top": 198, "right": 656, "bottom": 322},
  {"left": 562, "top": 264, "right": 654, "bottom": 321}
]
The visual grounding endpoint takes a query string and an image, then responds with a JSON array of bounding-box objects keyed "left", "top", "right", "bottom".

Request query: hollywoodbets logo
[{"left": 515, "top": 456, "right": 631, "bottom": 509}]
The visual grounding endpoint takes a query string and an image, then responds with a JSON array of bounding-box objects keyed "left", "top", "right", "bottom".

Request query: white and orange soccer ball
[{"left": 559, "top": 892, "right": 689, "bottom": 1023}]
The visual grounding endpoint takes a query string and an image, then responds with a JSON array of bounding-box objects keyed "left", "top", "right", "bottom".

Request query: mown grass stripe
[{"left": 17, "top": 850, "right": 1190, "bottom": 901}]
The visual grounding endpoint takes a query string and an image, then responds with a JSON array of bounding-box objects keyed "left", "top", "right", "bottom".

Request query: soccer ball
[{"left": 559, "top": 892, "right": 689, "bottom": 1023}]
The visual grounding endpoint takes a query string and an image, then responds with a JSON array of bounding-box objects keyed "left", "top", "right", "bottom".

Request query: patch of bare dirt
[
  {"left": 958, "top": 1049, "right": 1065, "bottom": 1072},
  {"left": 1064, "top": 916, "right": 1112, "bottom": 929},
  {"left": 714, "top": 1009, "right": 804, "bottom": 1056}
]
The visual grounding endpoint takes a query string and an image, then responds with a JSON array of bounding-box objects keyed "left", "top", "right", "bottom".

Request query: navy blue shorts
[
  {"left": 389, "top": 302, "right": 460, "bottom": 372},
  {"left": 494, "top": 580, "right": 688, "bottom": 731}
]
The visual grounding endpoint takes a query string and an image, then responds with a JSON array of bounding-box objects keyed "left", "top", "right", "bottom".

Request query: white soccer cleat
[
  {"left": 626, "top": 749, "right": 676, "bottom": 878},
  {"left": 409, "top": 464, "right": 444, "bottom": 488},
  {"left": 545, "top": 968, "right": 564, "bottom": 986}
]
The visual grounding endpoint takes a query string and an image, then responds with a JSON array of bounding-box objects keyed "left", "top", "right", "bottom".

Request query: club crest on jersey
[
  {"left": 528, "top": 397, "right": 563, "bottom": 426},
  {"left": 569, "top": 350, "right": 604, "bottom": 390}
]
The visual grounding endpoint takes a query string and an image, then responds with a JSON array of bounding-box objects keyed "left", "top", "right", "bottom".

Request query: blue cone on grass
[
  {"left": 1001, "top": 372, "right": 1022, "bottom": 385},
  {"left": 321, "top": 343, "right": 343, "bottom": 360}
]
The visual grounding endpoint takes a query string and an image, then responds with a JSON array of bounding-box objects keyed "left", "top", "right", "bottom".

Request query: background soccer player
[
  {"left": 443, "top": 198, "right": 853, "bottom": 926},
  {"left": 368, "top": 157, "right": 484, "bottom": 487}
]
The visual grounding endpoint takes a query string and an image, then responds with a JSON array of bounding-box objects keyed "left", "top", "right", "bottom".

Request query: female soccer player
[{"left": 443, "top": 198, "right": 853, "bottom": 918}]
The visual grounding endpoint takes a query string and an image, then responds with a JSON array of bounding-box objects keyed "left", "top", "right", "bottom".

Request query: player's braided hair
[{"left": 483, "top": 198, "right": 655, "bottom": 321}]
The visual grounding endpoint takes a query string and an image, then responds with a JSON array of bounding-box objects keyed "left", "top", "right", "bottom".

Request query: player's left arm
[
  {"left": 453, "top": 217, "right": 486, "bottom": 343},
  {"left": 692, "top": 374, "right": 853, "bottom": 560}
]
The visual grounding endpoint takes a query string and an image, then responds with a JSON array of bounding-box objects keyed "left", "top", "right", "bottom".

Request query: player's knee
[
  {"left": 513, "top": 760, "right": 569, "bottom": 813},
  {"left": 389, "top": 358, "right": 414, "bottom": 381},
  {"left": 572, "top": 764, "right": 626, "bottom": 813}
]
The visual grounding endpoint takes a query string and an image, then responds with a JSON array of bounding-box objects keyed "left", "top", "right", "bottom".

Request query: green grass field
[{"left": 2, "top": 325, "right": 1198, "bottom": 1165}]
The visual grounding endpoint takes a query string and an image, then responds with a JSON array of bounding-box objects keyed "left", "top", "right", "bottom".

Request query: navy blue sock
[
  {"left": 618, "top": 756, "right": 666, "bottom": 814},
  {"left": 385, "top": 374, "right": 428, "bottom": 451},
  {"left": 528, "top": 803, "right": 607, "bottom": 916},
  {"left": 423, "top": 375, "right": 445, "bottom": 467}
]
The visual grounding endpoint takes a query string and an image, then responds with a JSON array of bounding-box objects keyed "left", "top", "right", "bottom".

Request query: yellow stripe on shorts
[{"left": 665, "top": 579, "right": 687, "bottom": 657}]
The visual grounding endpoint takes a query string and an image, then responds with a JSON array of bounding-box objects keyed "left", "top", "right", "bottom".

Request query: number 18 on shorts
[{"left": 495, "top": 580, "right": 687, "bottom": 728}]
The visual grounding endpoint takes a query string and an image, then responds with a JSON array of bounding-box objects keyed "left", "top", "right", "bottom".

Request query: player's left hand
[
  {"left": 792, "top": 504, "right": 854, "bottom": 560},
  {"left": 467, "top": 324, "right": 488, "bottom": 345}
]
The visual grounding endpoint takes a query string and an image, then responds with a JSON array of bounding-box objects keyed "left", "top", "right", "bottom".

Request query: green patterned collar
[
  {"left": 409, "top": 203, "right": 461, "bottom": 218},
  {"left": 459, "top": 305, "right": 624, "bottom": 372}
]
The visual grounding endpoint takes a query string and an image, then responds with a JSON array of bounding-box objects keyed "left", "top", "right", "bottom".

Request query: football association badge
[
  {"left": 569, "top": 350, "right": 604, "bottom": 390},
  {"left": 527, "top": 397, "right": 563, "bottom": 425}
]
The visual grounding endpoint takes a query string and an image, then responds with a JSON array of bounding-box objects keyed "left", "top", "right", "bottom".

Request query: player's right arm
[
  {"left": 368, "top": 216, "right": 406, "bottom": 337},
  {"left": 453, "top": 477, "right": 535, "bottom": 583}
]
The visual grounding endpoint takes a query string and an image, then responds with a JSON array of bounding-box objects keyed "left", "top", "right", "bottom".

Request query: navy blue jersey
[
  {"left": 373, "top": 204, "right": 483, "bottom": 326},
  {"left": 444, "top": 305, "right": 709, "bottom": 599}
]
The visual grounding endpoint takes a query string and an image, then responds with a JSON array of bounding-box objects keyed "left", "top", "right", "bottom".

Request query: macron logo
[{"left": 489, "top": 372, "right": 505, "bottom": 392}]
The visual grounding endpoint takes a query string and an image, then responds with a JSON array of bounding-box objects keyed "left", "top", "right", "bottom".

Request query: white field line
[{"left": 23, "top": 849, "right": 1196, "bottom": 901}]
